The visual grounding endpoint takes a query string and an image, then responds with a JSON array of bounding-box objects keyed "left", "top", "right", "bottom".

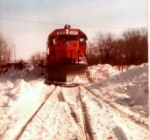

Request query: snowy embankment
[
  {"left": 0, "top": 80, "right": 55, "bottom": 140},
  {"left": 0, "top": 67, "right": 54, "bottom": 140}
]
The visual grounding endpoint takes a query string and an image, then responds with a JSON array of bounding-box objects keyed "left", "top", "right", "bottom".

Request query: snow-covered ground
[{"left": 0, "top": 64, "right": 149, "bottom": 140}]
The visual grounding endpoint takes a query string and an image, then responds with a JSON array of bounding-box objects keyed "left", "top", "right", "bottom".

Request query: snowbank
[{"left": 86, "top": 63, "right": 149, "bottom": 119}]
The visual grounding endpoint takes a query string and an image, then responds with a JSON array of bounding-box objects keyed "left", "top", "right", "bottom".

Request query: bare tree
[
  {"left": 0, "top": 35, "right": 13, "bottom": 65},
  {"left": 93, "top": 32, "right": 116, "bottom": 64},
  {"left": 29, "top": 51, "right": 46, "bottom": 66}
]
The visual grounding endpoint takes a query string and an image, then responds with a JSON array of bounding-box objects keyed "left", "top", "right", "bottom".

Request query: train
[{"left": 45, "top": 24, "right": 88, "bottom": 84}]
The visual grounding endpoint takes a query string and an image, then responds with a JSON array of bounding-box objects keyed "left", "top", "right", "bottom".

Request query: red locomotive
[{"left": 46, "top": 24, "right": 88, "bottom": 84}]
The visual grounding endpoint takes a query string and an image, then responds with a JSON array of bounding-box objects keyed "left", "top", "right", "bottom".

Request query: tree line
[{"left": 87, "top": 28, "right": 148, "bottom": 68}]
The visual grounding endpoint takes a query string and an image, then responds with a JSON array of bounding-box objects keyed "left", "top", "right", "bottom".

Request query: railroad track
[
  {"left": 1, "top": 84, "right": 149, "bottom": 140},
  {"left": 61, "top": 86, "right": 94, "bottom": 140},
  {"left": 82, "top": 85, "right": 149, "bottom": 130}
]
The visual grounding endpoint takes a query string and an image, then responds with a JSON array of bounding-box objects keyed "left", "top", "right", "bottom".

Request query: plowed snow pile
[
  {"left": 87, "top": 64, "right": 119, "bottom": 81},
  {"left": 2, "top": 66, "right": 45, "bottom": 79}
]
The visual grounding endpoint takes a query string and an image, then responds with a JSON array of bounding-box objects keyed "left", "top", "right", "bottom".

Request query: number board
[
  {"left": 57, "top": 31, "right": 65, "bottom": 35},
  {"left": 70, "top": 31, "right": 78, "bottom": 35}
]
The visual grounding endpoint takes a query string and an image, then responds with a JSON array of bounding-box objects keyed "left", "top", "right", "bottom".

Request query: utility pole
[
  {"left": 11, "top": 45, "right": 16, "bottom": 63},
  {"left": 14, "top": 45, "right": 16, "bottom": 62},
  {"left": 0, "top": 45, "right": 1, "bottom": 64}
]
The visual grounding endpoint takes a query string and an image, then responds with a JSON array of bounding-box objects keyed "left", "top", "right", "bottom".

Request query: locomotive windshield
[{"left": 58, "top": 35, "right": 77, "bottom": 41}]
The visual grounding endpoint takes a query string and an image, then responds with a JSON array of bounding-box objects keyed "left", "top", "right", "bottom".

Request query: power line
[
  {"left": 0, "top": 16, "right": 135, "bottom": 30},
  {"left": 0, "top": 17, "right": 62, "bottom": 25}
]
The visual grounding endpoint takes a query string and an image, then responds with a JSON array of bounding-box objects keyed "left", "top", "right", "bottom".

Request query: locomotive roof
[{"left": 49, "top": 27, "right": 88, "bottom": 40}]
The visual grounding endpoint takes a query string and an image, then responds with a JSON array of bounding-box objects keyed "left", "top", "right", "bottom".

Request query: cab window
[{"left": 50, "top": 37, "right": 56, "bottom": 46}]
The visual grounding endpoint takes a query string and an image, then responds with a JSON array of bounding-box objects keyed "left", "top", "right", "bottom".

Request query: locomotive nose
[{"left": 46, "top": 25, "right": 88, "bottom": 85}]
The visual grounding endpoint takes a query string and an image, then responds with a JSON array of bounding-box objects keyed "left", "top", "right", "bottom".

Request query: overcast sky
[{"left": 0, "top": 0, "right": 148, "bottom": 60}]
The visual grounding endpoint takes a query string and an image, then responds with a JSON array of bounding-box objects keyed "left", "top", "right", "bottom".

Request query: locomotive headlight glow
[{"left": 66, "top": 29, "right": 69, "bottom": 34}]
